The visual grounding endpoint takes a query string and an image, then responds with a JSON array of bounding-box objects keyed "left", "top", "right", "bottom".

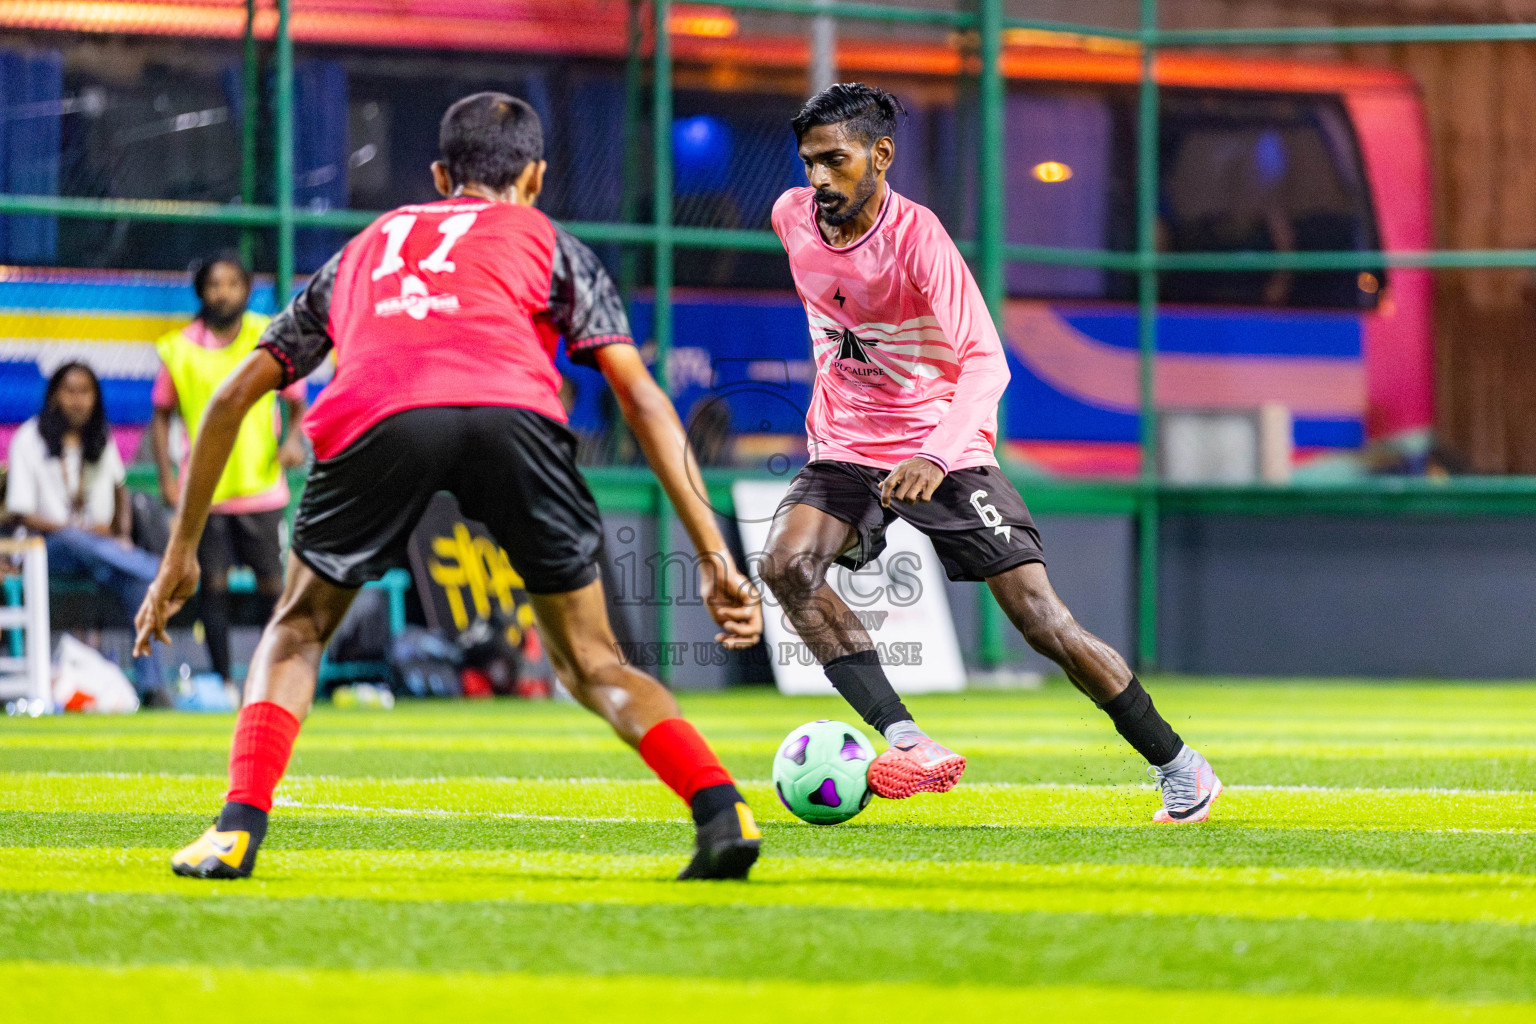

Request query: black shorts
[
  {"left": 292, "top": 406, "right": 603, "bottom": 594},
  {"left": 200, "top": 509, "right": 286, "bottom": 587},
  {"left": 780, "top": 461, "right": 1045, "bottom": 582}
]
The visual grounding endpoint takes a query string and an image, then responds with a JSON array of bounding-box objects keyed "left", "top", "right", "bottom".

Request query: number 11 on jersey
[{"left": 371, "top": 211, "right": 479, "bottom": 281}]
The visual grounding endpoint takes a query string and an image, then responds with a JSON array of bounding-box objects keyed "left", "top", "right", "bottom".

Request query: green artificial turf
[{"left": 4, "top": 681, "right": 1535, "bottom": 1021}]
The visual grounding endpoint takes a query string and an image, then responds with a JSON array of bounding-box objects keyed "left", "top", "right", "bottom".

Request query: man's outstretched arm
[
  {"left": 595, "top": 343, "right": 763, "bottom": 650},
  {"left": 548, "top": 224, "right": 761, "bottom": 649},
  {"left": 134, "top": 250, "right": 339, "bottom": 655},
  {"left": 134, "top": 351, "right": 286, "bottom": 654}
]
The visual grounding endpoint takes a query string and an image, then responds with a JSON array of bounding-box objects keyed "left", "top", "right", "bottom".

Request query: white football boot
[{"left": 1148, "top": 745, "right": 1223, "bottom": 823}]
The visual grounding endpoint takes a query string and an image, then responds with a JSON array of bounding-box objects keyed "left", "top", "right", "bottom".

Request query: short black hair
[
  {"left": 791, "top": 82, "right": 906, "bottom": 146},
  {"left": 192, "top": 251, "right": 251, "bottom": 299},
  {"left": 38, "top": 361, "right": 109, "bottom": 463},
  {"left": 439, "top": 92, "right": 544, "bottom": 192}
]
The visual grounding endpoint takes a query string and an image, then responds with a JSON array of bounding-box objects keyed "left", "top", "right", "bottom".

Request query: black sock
[
  {"left": 824, "top": 650, "right": 911, "bottom": 735},
  {"left": 1097, "top": 676, "right": 1183, "bottom": 766},
  {"left": 215, "top": 800, "right": 269, "bottom": 845},
  {"left": 255, "top": 592, "right": 279, "bottom": 632},
  {"left": 202, "top": 589, "right": 232, "bottom": 679},
  {"left": 690, "top": 783, "right": 744, "bottom": 826}
]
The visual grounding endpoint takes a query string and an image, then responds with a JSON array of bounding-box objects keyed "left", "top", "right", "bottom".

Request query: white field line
[
  {"left": 27, "top": 770, "right": 225, "bottom": 781},
  {"left": 268, "top": 797, "right": 1536, "bottom": 835},
  {"left": 15, "top": 770, "right": 1536, "bottom": 798},
  {"left": 1223, "top": 783, "right": 1536, "bottom": 797},
  {"left": 270, "top": 797, "right": 1020, "bottom": 830},
  {"left": 15, "top": 772, "right": 1534, "bottom": 833},
  {"left": 965, "top": 781, "right": 1536, "bottom": 798}
]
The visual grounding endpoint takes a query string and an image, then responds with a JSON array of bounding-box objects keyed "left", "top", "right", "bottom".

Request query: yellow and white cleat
[
  {"left": 171, "top": 825, "right": 258, "bottom": 879},
  {"left": 678, "top": 802, "right": 761, "bottom": 881}
]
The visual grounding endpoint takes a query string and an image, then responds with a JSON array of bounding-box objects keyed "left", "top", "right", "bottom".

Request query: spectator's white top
[{"left": 5, "top": 418, "right": 124, "bottom": 529}]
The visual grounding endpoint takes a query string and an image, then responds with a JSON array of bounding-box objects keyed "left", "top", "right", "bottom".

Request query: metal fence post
[
  {"left": 810, "top": 0, "right": 837, "bottom": 95},
  {"left": 1135, "top": 0, "right": 1160, "bottom": 671},
  {"left": 653, "top": 0, "right": 676, "bottom": 682},
  {"left": 274, "top": 0, "right": 295, "bottom": 304},
  {"left": 239, "top": 0, "right": 259, "bottom": 266},
  {"left": 976, "top": 0, "right": 1007, "bottom": 670},
  {"left": 619, "top": 0, "right": 645, "bottom": 304}
]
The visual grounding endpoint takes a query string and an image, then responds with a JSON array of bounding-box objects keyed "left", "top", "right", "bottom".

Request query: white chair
[{"left": 0, "top": 537, "right": 52, "bottom": 715}]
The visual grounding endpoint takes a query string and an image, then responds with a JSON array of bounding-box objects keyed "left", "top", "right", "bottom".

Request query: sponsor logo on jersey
[
  {"left": 823, "top": 326, "right": 881, "bottom": 364},
  {"left": 811, "top": 312, "right": 956, "bottom": 389},
  {"left": 374, "top": 274, "right": 462, "bottom": 320}
]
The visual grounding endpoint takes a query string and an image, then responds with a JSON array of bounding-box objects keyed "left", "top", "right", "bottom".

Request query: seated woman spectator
[{"left": 6, "top": 362, "right": 164, "bottom": 698}]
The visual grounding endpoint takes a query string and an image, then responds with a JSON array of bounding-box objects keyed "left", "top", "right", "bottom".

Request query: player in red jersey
[
  {"left": 760, "top": 84, "right": 1221, "bottom": 821},
  {"left": 135, "top": 93, "right": 765, "bottom": 880}
]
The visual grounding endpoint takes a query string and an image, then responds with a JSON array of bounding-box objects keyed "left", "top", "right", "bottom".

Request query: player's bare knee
[
  {"left": 760, "top": 545, "right": 830, "bottom": 601},
  {"left": 270, "top": 596, "right": 318, "bottom": 635},
  {"left": 547, "top": 661, "right": 591, "bottom": 706},
  {"left": 558, "top": 641, "right": 628, "bottom": 696},
  {"left": 261, "top": 615, "right": 325, "bottom": 663}
]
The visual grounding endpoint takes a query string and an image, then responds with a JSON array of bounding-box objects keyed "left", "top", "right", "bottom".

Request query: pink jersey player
[
  {"left": 762, "top": 83, "right": 1221, "bottom": 824},
  {"left": 771, "top": 184, "right": 1008, "bottom": 473}
]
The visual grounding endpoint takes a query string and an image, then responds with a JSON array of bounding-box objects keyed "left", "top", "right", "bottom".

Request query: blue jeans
[{"left": 46, "top": 528, "right": 165, "bottom": 694}]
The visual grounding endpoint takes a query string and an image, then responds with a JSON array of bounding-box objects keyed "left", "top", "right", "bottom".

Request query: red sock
[
  {"left": 226, "top": 701, "right": 302, "bottom": 812},
  {"left": 638, "top": 718, "right": 734, "bottom": 804}
]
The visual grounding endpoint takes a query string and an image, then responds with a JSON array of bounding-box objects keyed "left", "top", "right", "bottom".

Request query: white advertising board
[{"left": 733, "top": 479, "right": 968, "bottom": 696}]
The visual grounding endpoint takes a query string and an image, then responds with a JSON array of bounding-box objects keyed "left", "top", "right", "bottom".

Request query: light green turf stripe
[
  {"left": 0, "top": 772, "right": 231, "bottom": 813},
  {"left": 6, "top": 686, "right": 1532, "bottom": 734},
  {"left": 10, "top": 709, "right": 1536, "bottom": 737},
  {"left": 15, "top": 770, "right": 1533, "bottom": 797},
  {"left": 4, "top": 960, "right": 1533, "bottom": 1024},
  {"left": 5, "top": 733, "right": 1533, "bottom": 761},
  {"left": 6, "top": 772, "right": 1535, "bottom": 831},
  {"left": 10, "top": 721, "right": 1531, "bottom": 746},
  {"left": 8, "top": 687, "right": 1535, "bottom": 734},
  {"left": 3, "top": 847, "right": 1534, "bottom": 926}
]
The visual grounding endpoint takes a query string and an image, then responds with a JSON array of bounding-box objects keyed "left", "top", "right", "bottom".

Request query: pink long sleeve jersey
[{"left": 771, "top": 185, "right": 1010, "bottom": 472}]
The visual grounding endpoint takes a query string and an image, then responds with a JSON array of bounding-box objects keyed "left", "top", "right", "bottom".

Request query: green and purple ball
[{"left": 772, "top": 719, "right": 876, "bottom": 825}]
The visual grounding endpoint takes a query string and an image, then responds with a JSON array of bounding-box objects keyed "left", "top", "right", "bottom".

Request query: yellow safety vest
[{"left": 155, "top": 312, "right": 282, "bottom": 506}]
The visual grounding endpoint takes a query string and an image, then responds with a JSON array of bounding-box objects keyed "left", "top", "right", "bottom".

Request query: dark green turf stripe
[
  {"left": 4, "top": 812, "right": 1533, "bottom": 875},
  {"left": 3, "top": 892, "right": 1532, "bottom": 1002},
  {"left": 4, "top": 750, "right": 1532, "bottom": 790}
]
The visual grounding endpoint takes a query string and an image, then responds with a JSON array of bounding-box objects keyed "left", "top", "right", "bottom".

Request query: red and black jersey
[{"left": 259, "top": 198, "right": 632, "bottom": 460}]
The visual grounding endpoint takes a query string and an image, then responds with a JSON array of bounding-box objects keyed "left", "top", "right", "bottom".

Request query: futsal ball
[{"left": 772, "top": 719, "right": 877, "bottom": 825}]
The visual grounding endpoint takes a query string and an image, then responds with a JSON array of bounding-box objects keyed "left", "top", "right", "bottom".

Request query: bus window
[
  {"left": 1005, "top": 87, "right": 1115, "bottom": 300},
  {"left": 1157, "top": 90, "right": 1383, "bottom": 310}
]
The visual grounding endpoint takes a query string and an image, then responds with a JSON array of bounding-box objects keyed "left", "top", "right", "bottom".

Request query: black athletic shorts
[
  {"left": 292, "top": 406, "right": 603, "bottom": 594},
  {"left": 199, "top": 508, "right": 286, "bottom": 587},
  {"left": 780, "top": 461, "right": 1045, "bottom": 582}
]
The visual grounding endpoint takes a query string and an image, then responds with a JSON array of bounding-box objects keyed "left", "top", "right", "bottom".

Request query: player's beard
[
  {"left": 815, "top": 163, "right": 879, "bottom": 228},
  {"left": 200, "top": 304, "right": 244, "bottom": 332}
]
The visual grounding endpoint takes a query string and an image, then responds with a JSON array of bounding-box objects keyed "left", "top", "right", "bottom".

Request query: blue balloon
[{"left": 673, "top": 115, "right": 733, "bottom": 193}]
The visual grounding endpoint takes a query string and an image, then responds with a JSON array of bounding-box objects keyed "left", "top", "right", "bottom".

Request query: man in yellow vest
[{"left": 151, "top": 253, "right": 308, "bottom": 683}]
